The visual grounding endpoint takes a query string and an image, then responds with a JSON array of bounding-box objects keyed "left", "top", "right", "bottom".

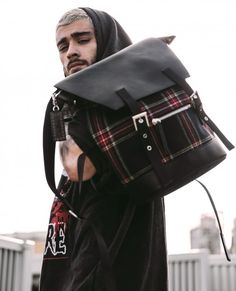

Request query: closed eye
[
  {"left": 57, "top": 38, "right": 68, "bottom": 53},
  {"left": 78, "top": 38, "right": 91, "bottom": 44}
]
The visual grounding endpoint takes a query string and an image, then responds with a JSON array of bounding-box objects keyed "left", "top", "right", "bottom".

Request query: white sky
[{"left": 0, "top": 0, "right": 235, "bottom": 254}]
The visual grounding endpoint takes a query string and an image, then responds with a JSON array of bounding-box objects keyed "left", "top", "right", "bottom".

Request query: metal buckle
[
  {"left": 190, "top": 91, "right": 202, "bottom": 111},
  {"left": 190, "top": 91, "right": 198, "bottom": 100},
  {"left": 132, "top": 112, "right": 149, "bottom": 131},
  {"left": 51, "top": 90, "right": 62, "bottom": 111}
]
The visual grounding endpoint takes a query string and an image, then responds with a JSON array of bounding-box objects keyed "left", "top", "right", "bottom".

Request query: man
[{"left": 40, "top": 7, "right": 168, "bottom": 291}]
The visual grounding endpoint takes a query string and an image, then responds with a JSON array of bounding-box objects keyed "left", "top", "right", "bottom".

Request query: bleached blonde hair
[{"left": 56, "top": 8, "right": 92, "bottom": 30}]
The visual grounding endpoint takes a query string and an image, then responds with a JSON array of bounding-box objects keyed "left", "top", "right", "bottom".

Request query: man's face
[{"left": 56, "top": 19, "right": 97, "bottom": 76}]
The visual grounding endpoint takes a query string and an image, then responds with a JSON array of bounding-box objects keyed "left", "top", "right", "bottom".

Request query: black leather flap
[{"left": 55, "top": 38, "right": 190, "bottom": 110}]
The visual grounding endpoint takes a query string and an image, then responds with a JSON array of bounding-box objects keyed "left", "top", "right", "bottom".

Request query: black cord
[{"left": 196, "top": 179, "right": 231, "bottom": 262}]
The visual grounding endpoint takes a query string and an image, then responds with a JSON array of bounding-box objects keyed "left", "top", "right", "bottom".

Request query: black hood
[{"left": 81, "top": 7, "right": 132, "bottom": 61}]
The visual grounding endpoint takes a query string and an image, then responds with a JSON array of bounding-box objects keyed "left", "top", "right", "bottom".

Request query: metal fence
[
  {"left": 169, "top": 250, "right": 236, "bottom": 291},
  {"left": 168, "top": 251, "right": 209, "bottom": 291},
  {"left": 1, "top": 235, "right": 236, "bottom": 291},
  {"left": 209, "top": 255, "right": 236, "bottom": 291},
  {"left": 0, "top": 235, "right": 34, "bottom": 291}
]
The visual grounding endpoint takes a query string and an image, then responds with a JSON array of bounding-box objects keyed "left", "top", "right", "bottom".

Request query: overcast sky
[{"left": 0, "top": 0, "right": 235, "bottom": 254}]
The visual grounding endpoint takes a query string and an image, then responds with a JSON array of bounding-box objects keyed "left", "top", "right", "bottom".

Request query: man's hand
[{"left": 59, "top": 135, "right": 96, "bottom": 181}]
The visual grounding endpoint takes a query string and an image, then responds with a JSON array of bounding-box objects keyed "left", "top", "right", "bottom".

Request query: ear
[{"left": 158, "top": 35, "right": 176, "bottom": 44}]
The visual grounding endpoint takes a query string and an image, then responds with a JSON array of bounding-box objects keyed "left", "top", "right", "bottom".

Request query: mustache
[{"left": 67, "top": 58, "right": 89, "bottom": 71}]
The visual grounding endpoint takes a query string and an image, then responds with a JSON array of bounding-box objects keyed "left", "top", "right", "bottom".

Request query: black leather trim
[
  {"left": 55, "top": 38, "right": 189, "bottom": 110},
  {"left": 127, "top": 137, "right": 226, "bottom": 203}
]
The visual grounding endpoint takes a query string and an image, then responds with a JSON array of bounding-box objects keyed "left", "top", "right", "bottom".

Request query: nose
[{"left": 67, "top": 40, "right": 81, "bottom": 59}]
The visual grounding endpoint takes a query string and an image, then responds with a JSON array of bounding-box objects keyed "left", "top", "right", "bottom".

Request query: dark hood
[{"left": 81, "top": 7, "right": 132, "bottom": 61}]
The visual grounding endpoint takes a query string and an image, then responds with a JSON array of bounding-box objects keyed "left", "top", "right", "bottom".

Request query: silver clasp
[
  {"left": 51, "top": 90, "right": 62, "bottom": 111},
  {"left": 190, "top": 91, "right": 198, "bottom": 101},
  {"left": 132, "top": 112, "right": 150, "bottom": 131}
]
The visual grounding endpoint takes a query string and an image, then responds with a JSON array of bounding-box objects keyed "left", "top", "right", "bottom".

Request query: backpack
[
  {"left": 43, "top": 37, "right": 234, "bottom": 264},
  {"left": 53, "top": 38, "right": 234, "bottom": 202}
]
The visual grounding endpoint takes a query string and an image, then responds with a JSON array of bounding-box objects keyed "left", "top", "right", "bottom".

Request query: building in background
[
  {"left": 6, "top": 231, "right": 46, "bottom": 291},
  {"left": 190, "top": 214, "right": 221, "bottom": 254}
]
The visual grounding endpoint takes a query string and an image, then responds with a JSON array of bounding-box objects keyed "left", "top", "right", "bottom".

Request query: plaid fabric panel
[
  {"left": 139, "top": 85, "right": 191, "bottom": 118},
  {"left": 151, "top": 109, "right": 213, "bottom": 163},
  {"left": 87, "top": 106, "right": 152, "bottom": 183},
  {"left": 88, "top": 85, "right": 213, "bottom": 185}
]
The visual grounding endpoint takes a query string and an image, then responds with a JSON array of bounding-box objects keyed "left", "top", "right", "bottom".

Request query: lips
[{"left": 67, "top": 60, "right": 87, "bottom": 73}]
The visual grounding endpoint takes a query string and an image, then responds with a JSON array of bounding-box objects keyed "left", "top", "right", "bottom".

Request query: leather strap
[
  {"left": 77, "top": 152, "right": 86, "bottom": 194},
  {"left": 116, "top": 88, "right": 140, "bottom": 115},
  {"left": 116, "top": 88, "right": 164, "bottom": 185},
  {"left": 196, "top": 180, "right": 231, "bottom": 261},
  {"left": 43, "top": 99, "right": 79, "bottom": 218}
]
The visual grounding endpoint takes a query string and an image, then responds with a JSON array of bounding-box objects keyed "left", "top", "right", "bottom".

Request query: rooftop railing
[
  {"left": 0, "top": 235, "right": 34, "bottom": 291},
  {"left": 1, "top": 235, "right": 236, "bottom": 291},
  {"left": 169, "top": 250, "right": 236, "bottom": 291}
]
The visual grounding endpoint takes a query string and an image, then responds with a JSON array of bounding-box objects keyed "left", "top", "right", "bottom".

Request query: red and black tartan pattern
[{"left": 87, "top": 85, "right": 213, "bottom": 185}]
